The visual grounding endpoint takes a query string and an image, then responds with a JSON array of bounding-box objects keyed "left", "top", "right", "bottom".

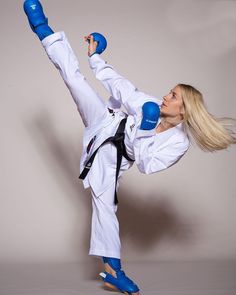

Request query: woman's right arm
[{"left": 133, "top": 129, "right": 190, "bottom": 174}]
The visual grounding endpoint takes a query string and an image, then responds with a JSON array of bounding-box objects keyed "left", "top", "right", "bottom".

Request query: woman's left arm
[{"left": 85, "top": 35, "right": 161, "bottom": 116}]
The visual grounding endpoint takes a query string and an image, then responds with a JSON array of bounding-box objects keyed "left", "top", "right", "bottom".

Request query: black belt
[{"left": 79, "top": 118, "right": 134, "bottom": 205}]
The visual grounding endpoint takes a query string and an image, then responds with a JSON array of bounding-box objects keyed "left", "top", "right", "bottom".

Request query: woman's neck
[{"left": 156, "top": 116, "right": 183, "bottom": 133}]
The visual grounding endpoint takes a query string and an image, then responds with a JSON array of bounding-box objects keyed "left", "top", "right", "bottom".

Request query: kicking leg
[
  {"left": 42, "top": 32, "right": 109, "bottom": 127},
  {"left": 24, "top": 0, "right": 108, "bottom": 128}
]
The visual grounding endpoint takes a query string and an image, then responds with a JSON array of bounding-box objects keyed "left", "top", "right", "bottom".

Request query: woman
[{"left": 23, "top": 1, "right": 236, "bottom": 294}]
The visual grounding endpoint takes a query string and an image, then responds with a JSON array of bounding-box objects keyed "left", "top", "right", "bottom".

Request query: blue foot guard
[
  {"left": 100, "top": 257, "right": 140, "bottom": 294},
  {"left": 23, "top": 0, "right": 53, "bottom": 40}
]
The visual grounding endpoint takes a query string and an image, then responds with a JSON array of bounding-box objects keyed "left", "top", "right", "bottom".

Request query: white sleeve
[
  {"left": 133, "top": 130, "right": 189, "bottom": 174},
  {"left": 88, "top": 54, "right": 161, "bottom": 116}
]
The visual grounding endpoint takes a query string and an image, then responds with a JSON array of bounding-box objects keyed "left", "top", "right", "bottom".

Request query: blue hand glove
[
  {"left": 89, "top": 32, "right": 107, "bottom": 55},
  {"left": 140, "top": 101, "right": 160, "bottom": 130}
]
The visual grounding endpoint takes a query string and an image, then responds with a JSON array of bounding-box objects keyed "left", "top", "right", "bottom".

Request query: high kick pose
[{"left": 23, "top": 1, "right": 236, "bottom": 294}]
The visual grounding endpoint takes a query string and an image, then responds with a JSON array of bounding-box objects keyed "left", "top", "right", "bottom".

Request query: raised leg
[
  {"left": 42, "top": 32, "right": 109, "bottom": 127},
  {"left": 24, "top": 0, "right": 108, "bottom": 127}
]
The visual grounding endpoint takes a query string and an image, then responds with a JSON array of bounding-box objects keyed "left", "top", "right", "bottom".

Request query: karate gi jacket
[{"left": 80, "top": 54, "right": 190, "bottom": 197}]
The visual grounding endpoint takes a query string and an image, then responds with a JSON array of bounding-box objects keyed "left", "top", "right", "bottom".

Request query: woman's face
[{"left": 160, "top": 85, "right": 185, "bottom": 119}]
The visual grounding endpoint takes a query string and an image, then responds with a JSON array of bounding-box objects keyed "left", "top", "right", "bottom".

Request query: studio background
[{"left": 0, "top": 0, "right": 236, "bottom": 264}]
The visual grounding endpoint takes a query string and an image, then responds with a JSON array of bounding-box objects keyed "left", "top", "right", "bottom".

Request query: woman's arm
[
  {"left": 133, "top": 129, "right": 190, "bottom": 174},
  {"left": 85, "top": 34, "right": 161, "bottom": 116}
]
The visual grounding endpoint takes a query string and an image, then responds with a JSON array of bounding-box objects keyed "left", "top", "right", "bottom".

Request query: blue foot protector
[
  {"left": 100, "top": 257, "right": 140, "bottom": 294},
  {"left": 23, "top": 0, "right": 54, "bottom": 40}
]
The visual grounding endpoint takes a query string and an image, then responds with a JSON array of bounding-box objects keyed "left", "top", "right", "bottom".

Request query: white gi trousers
[{"left": 42, "top": 32, "right": 126, "bottom": 259}]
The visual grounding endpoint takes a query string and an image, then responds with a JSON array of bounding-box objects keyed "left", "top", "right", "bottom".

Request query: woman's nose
[{"left": 163, "top": 96, "right": 167, "bottom": 101}]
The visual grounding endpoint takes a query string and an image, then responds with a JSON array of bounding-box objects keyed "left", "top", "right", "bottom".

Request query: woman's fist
[
  {"left": 84, "top": 32, "right": 107, "bottom": 57},
  {"left": 84, "top": 34, "right": 98, "bottom": 57}
]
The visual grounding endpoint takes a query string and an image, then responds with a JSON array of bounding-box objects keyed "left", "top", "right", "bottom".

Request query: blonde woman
[{"left": 23, "top": 1, "right": 236, "bottom": 294}]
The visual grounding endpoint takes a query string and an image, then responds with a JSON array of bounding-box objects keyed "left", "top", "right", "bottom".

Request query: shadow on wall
[
  {"left": 24, "top": 109, "right": 198, "bottom": 280},
  {"left": 118, "top": 190, "right": 197, "bottom": 252}
]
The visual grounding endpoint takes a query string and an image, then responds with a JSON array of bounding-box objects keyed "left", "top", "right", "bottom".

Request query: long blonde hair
[{"left": 178, "top": 83, "right": 236, "bottom": 152}]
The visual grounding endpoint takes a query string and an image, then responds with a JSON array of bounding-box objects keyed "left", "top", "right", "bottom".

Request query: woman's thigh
[{"left": 43, "top": 32, "right": 109, "bottom": 127}]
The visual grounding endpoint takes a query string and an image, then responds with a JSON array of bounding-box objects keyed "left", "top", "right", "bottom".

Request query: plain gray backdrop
[{"left": 0, "top": 0, "right": 236, "bottom": 264}]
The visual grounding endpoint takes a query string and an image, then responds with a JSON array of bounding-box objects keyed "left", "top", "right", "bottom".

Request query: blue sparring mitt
[
  {"left": 88, "top": 32, "right": 107, "bottom": 55},
  {"left": 140, "top": 101, "right": 160, "bottom": 130}
]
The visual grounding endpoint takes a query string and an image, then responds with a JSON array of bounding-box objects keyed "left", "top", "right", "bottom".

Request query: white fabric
[
  {"left": 89, "top": 53, "right": 190, "bottom": 175},
  {"left": 42, "top": 31, "right": 190, "bottom": 259}
]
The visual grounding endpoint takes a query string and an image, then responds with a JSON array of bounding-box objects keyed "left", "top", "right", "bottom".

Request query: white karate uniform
[{"left": 42, "top": 32, "right": 190, "bottom": 259}]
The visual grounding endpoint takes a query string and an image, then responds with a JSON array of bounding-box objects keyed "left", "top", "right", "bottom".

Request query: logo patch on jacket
[
  {"left": 87, "top": 135, "right": 96, "bottom": 154},
  {"left": 130, "top": 124, "right": 135, "bottom": 132}
]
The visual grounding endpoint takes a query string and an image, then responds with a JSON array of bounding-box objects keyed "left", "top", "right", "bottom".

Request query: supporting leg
[
  {"left": 89, "top": 183, "right": 140, "bottom": 295},
  {"left": 89, "top": 183, "right": 121, "bottom": 259}
]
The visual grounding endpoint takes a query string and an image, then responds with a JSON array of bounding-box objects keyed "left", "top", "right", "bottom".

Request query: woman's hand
[{"left": 84, "top": 34, "right": 98, "bottom": 57}]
